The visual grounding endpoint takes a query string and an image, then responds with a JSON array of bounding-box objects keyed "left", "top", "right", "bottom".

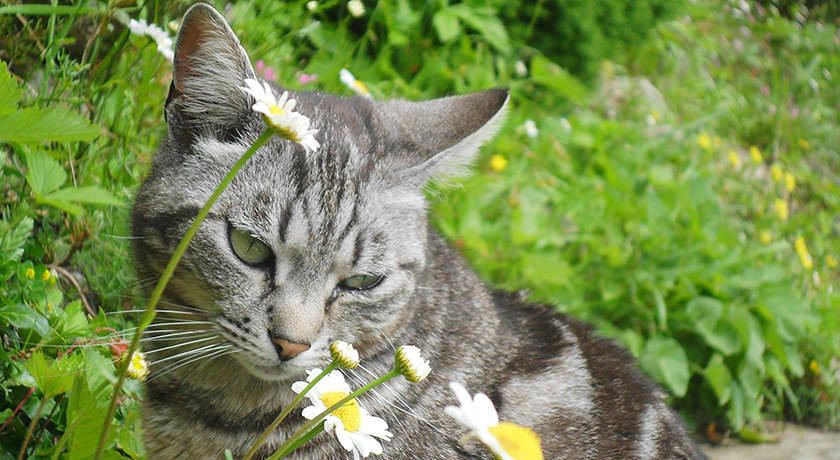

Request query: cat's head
[{"left": 132, "top": 3, "right": 507, "bottom": 381}]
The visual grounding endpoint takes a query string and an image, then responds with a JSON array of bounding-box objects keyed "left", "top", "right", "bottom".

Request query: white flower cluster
[{"left": 128, "top": 18, "right": 175, "bottom": 62}]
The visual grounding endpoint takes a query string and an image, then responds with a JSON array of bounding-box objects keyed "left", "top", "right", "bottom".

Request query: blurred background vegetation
[{"left": 1, "top": 0, "right": 838, "bottom": 458}]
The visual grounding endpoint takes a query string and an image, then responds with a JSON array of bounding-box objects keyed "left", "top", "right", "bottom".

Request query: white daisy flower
[
  {"left": 523, "top": 119, "right": 538, "bottom": 139},
  {"left": 127, "top": 18, "right": 174, "bottom": 62},
  {"left": 514, "top": 60, "right": 528, "bottom": 77},
  {"left": 444, "top": 382, "right": 543, "bottom": 460},
  {"left": 126, "top": 351, "right": 149, "bottom": 381},
  {"left": 339, "top": 69, "right": 372, "bottom": 98},
  {"left": 240, "top": 79, "right": 320, "bottom": 153},
  {"left": 347, "top": 0, "right": 366, "bottom": 17},
  {"left": 330, "top": 340, "right": 360, "bottom": 369},
  {"left": 292, "top": 369, "right": 392, "bottom": 459},
  {"left": 393, "top": 345, "right": 431, "bottom": 383}
]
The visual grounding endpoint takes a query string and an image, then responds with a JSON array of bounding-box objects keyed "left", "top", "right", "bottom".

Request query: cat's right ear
[{"left": 166, "top": 3, "right": 255, "bottom": 134}]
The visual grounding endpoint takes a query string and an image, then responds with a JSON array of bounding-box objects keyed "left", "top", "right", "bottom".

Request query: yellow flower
[
  {"left": 490, "top": 155, "right": 508, "bottom": 173},
  {"left": 445, "top": 382, "right": 544, "bottom": 460},
  {"left": 749, "top": 146, "right": 763, "bottom": 163},
  {"left": 794, "top": 236, "right": 813, "bottom": 270},
  {"left": 809, "top": 360, "right": 821, "bottom": 376},
  {"left": 41, "top": 269, "right": 52, "bottom": 282},
  {"left": 773, "top": 199, "right": 789, "bottom": 221},
  {"left": 798, "top": 139, "right": 810, "bottom": 150},
  {"left": 759, "top": 231, "right": 772, "bottom": 245},
  {"left": 826, "top": 255, "right": 838, "bottom": 269},
  {"left": 784, "top": 172, "right": 796, "bottom": 192},
  {"left": 770, "top": 164, "right": 783, "bottom": 182},
  {"left": 24, "top": 267, "right": 35, "bottom": 279},
  {"left": 727, "top": 150, "right": 741, "bottom": 168},
  {"left": 696, "top": 133, "right": 712, "bottom": 150},
  {"left": 127, "top": 351, "right": 149, "bottom": 381}
]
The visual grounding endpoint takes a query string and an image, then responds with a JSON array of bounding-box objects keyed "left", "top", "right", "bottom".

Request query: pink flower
[
  {"left": 298, "top": 72, "right": 318, "bottom": 85},
  {"left": 255, "top": 60, "right": 278, "bottom": 82}
]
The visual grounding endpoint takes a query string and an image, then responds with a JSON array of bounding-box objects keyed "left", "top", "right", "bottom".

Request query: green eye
[
  {"left": 229, "top": 227, "right": 272, "bottom": 265},
  {"left": 339, "top": 274, "right": 384, "bottom": 291}
]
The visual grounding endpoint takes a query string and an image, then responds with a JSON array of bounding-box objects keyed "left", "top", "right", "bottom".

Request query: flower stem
[
  {"left": 93, "top": 129, "right": 275, "bottom": 460},
  {"left": 242, "top": 361, "right": 339, "bottom": 460},
  {"left": 269, "top": 368, "right": 401, "bottom": 460}
]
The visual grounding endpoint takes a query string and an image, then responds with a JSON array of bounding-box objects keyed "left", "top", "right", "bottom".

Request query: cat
[{"left": 131, "top": 3, "right": 706, "bottom": 459}]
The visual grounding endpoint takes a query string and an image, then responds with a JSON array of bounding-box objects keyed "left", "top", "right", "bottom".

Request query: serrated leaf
[
  {"left": 448, "top": 5, "right": 510, "bottom": 54},
  {"left": 704, "top": 353, "right": 733, "bottom": 405},
  {"left": 0, "top": 107, "right": 100, "bottom": 143},
  {"left": 46, "top": 186, "right": 123, "bottom": 207},
  {"left": 0, "top": 60, "right": 21, "bottom": 116},
  {"left": 433, "top": 9, "right": 461, "bottom": 43},
  {"left": 1, "top": 303, "right": 50, "bottom": 336},
  {"left": 640, "top": 336, "right": 690, "bottom": 397},
  {"left": 24, "top": 150, "right": 66, "bottom": 196},
  {"left": 27, "top": 351, "right": 74, "bottom": 396},
  {"left": 66, "top": 375, "right": 115, "bottom": 460},
  {"left": 0, "top": 217, "right": 33, "bottom": 264}
]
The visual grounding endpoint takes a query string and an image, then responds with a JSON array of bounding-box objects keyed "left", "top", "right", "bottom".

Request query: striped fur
[{"left": 131, "top": 4, "right": 705, "bottom": 459}]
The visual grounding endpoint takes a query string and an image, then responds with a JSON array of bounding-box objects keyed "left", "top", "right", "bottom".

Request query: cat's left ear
[
  {"left": 379, "top": 88, "right": 509, "bottom": 185},
  {"left": 166, "top": 3, "right": 256, "bottom": 130}
]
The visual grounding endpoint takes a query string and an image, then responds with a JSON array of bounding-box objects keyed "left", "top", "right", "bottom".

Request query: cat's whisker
[
  {"left": 106, "top": 309, "right": 204, "bottom": 316},
  {"left": 149, "top": 342, "right": 226, "bottom": 366},
  {"left": 143, "top": 335, "right": 218, "bottom": 355},
  {"left": 140, "top": 330, "right": 214, "bottom": 342},
  {"left": 148, "top": 346, "right": 234, "bottom": 383}
]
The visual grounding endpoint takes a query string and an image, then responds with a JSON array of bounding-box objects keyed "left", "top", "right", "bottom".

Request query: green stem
[
  {"left": 93, "top": 129, "right": 275, "bottom": 460},
  {"left": 269, "top": 369, "right": 401, "bottom": 460},
  {"left": 242, "top": 361, "right": 339, "bottom": 460},
  {"left": 17, "top": 395, "right": 49, "bottom": 460},
  {"left": 278, "top": 424, "right": 324, "bottom": 457}
]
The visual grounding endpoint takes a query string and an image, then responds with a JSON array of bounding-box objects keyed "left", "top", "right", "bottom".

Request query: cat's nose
[{"left": 270, "top": 336, "right": 311, "bottom": 361}]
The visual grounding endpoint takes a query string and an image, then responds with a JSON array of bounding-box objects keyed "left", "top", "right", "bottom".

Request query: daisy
[
  {"left": 292, "top": 369, "right": 392, "bottom": 459},
  {"left": 445, "top": 382, "right": 543, "bottom": 460},
  {"left": 394, "top": 345, "right": 431, "bottom": 383},
  {"left": 127, "top": 18, "right": 174, "bottom": 62},
  {"left": 330, "top": 340, "right": 360, "bottom": 369},
  {"left": 126, "top": 351, "right": 149, "bottom": 381},
  {"left": 240, "top": 79, "right": 320, "bottom": 152},
  {"left": 339, "top": 69, "right": 371, "bottom": 98}
]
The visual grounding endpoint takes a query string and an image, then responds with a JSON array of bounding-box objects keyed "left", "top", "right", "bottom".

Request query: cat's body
[{"left": 132, "top": 4, "right": 705, "bottom": 459}]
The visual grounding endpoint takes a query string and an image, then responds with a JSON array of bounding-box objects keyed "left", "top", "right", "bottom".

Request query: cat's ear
[
  {"left": 379, "top": 88, "right": 509, "bottom": 184},
  {"left": 166, "top": 3, "right": 255, "bottom": 130}
]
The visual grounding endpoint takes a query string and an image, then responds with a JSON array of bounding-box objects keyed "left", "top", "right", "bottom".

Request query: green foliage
[
  {"left": 500, "top": 0, "right": 686, "bottom": 78},
  {"left": 0, "top": 0, "right": 838, "bottom": 457}
]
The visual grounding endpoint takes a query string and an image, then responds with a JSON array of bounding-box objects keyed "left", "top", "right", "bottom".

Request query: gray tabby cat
[{"left": 131, "top": 4, "right": 706, "bottom": 459}]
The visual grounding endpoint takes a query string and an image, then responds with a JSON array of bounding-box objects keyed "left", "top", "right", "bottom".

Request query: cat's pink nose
[{"left": 271, "top": 337, "right": 311, "bottom": 361}]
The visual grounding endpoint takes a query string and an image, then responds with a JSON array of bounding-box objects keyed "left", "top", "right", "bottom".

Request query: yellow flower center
[
  {"left": 320, "top": 391, "right": 362, "bottom": 432},
  {"left": 268, "top": 104, "right": 286, "bottom": 116},
  {"left": 487, "top": 422, "right": 544, "bottom": 460},
  {"left": 353, "top": 80, "right": 369, "bottom": 95}
]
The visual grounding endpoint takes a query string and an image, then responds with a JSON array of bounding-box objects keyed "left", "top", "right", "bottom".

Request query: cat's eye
[
  {"left": 339, "top": 274, "right": 384, "bottom": 291},
  {"left": 229, "top": 227, "right": 272, "bottom": 266}
]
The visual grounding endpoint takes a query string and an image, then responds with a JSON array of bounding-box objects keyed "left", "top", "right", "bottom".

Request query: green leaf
[
  {"left": 0, "top": 107, "right": 100, "bottom": 143},
  {"left": 530, "top": 56, "right": 587, "bottom": 102},
  {"left": 36, "top": 196, "right": 85, "bottom": 215},
  {"left": 0, "top": 60, "right": 21, "bottom": 116},
  {"left": 66, "top": 375, "right": 115, "bottom": 460},
  {"left": 0, "top": 217, "right": 33, "bottom": 265},
  {"left": 54, "top": 301, "right": 89, "bottom": 338},
  {"left": 432, "top": 9, "right": 461, "bottom": 43},
  {"left": 686, "top": 297, "right": 741, "bottom": 355},
  {"left": 727, "top": 382, "right": 745, "bottom": 431},
  {"left": 639, "top": 336, "right": 690, "bottom": 397},
  {"left": 46, "top": 186, "right": 123, "bottom": 207},
  {"left": 26, "top": 351, "right": 74, "bottom": 396},
  {"left": 24, "top": 150, "right": 66, "bottom": 196},
  {"left": 703, "top": 353, "right": 733, "bottom": 405},
  {"left": 0, "top": 303, "right": 50, "bottom": 336},
  {"left": 448, "top": 5, "right": 510, "bottom": 54}
]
